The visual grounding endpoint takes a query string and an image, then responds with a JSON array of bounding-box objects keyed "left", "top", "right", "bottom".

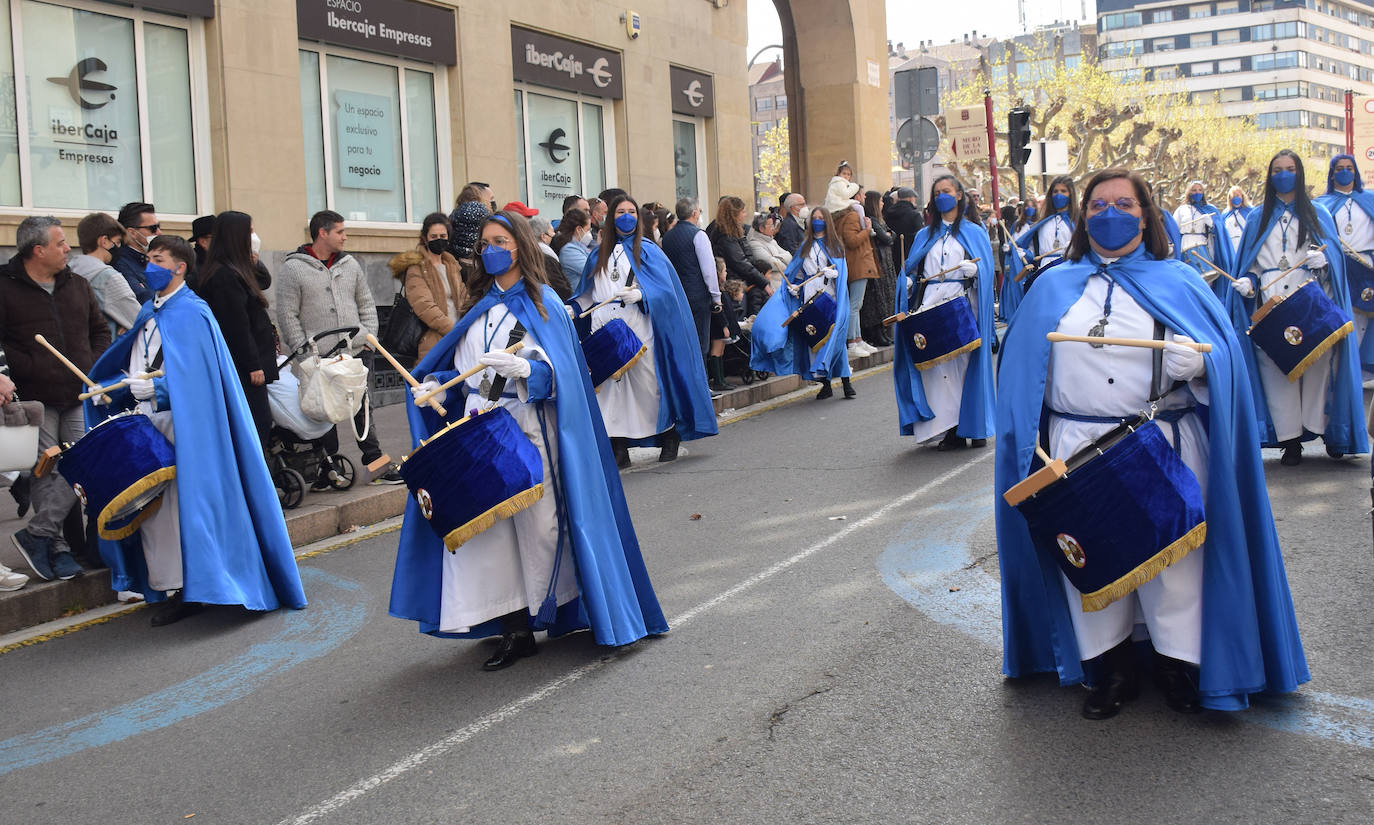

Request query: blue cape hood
[{"left": 749, "top": 239, "right": 852, "bottom": 379}]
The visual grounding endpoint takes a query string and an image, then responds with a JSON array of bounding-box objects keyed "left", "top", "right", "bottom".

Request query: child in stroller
[{"left": 265, "top": 327, "right": 360, "bottom": 509}]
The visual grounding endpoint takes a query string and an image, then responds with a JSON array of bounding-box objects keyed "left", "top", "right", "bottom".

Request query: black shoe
[
  {"left": 611, "top": 438, "right": 631, "bottom": 470},
  {"left": 841, "top": 378, "right": 856, "bottom": 399},
  {"left": 936, "top": 429, "right": 967, "bottom": 451},
  {"left": 815, "top": 380, "right": 834, "bottom": 400},
  {"left": 1082, "top": 640, "right": 1139, "bottom": 720},
  {"left": 1153, "top": 653, "right": 1202, "bottom": 714},
  {"left": 150, "top": 592, "right": 204, "bottom": 627},
  {"left": 708, "top": 378, "right": 736, "bottom": 392},
  {"left": 10, "top": 475, "right": 30, "bottom": 518},
  {"left": 658, "top": 428, "right": 681, "bottom": 463},
  {"left": 1325, "top": 443, "right": 1345, "bottom": 459},
  {"left": 1280, "top": 441, "right": 1302, "bottom": 466},
  {"left": 970, "top": 438, "right": 988, "bottom": 448},
  {"left": 482, "top": 631, "right": 537, "bottom": 671}
]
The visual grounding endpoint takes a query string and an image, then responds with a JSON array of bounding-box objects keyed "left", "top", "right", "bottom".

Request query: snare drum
[
  {"left": 399, "top": 406, "right": 545, "bottom": 552},
  {"left": 1003, "top": 417, "right": 1206, "bottom": 612},
  {"left": 59, "top": 412, "right": 177, "bottom": 540},
  {"left": 1248, "top": 278, "right": 1354, "bottom": 381},
  {"left": 897, "top": 295, "right": 982, "bottom": 370},
  {"left": 1345, "top": 252, "right": 1374, "bottom": 316},
  {"left": 582, "top": 318, "right": 648, "bottom": 391},
  {"left": 786, "top": 291, "right": 837, "bottom": 354}
]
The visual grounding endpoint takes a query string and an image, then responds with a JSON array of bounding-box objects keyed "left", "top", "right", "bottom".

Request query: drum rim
[
  {"left": 1248, "top": 277, "right": 1321, "bottom": 326},
  {"left": 97, "top": 466, "right": 177, "bottom": 540}
]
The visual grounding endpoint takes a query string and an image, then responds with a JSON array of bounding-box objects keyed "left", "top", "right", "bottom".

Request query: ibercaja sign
[
  {"left": 297, "top": 0, "right": 457, "bottom": 65},
  {"left": 511, "top": 26, "right": 623, "bottom": 100}
]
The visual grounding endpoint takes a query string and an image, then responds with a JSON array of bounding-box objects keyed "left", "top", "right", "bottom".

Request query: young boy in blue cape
[
  {"left": 84, "top": 236, "right": 305, "bottom": 626},
  {"left": 896, "top": 174, "right": 995, "bottom": 448},
  {"left": 1315, "top": 153, "right": 1374, "bottom": 371},
  {"left": 391, "top": 212, "right": 666, "bottom": 671},
  {"left": 750, "top": 206, "right": 854, "bottom": 399},
  {"left": 996, "top": 168, "right": 1307, "bottom": 717}
]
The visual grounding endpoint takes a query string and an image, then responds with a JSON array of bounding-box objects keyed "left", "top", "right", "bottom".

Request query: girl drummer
[
  {"left": 1172, "top": 180, "right": 1234, "bottom": 292},
  {"left": 995, "top": 167, "right": 1308, "bottom": 719},
  {"left": 1222, "top": 185, "right": 1252, "bottom": 255},
  {"left": 394, "top": 211, "right": 667, "bottom": 670},
  {"left": 895, "top": 174, "right": 995, "bottom": 450},
  {"left": 1315, "top": 154, "right": 1374, "bottom": 374},
  {"left": 1014, "top": 175, "right": 1078, "bottom": 287},
  {"left": 1226, "top": 149, "right": 1367, "bottom": 465},
  {"left": 749, "top": 206, "right": 854, "bottom": 399}
]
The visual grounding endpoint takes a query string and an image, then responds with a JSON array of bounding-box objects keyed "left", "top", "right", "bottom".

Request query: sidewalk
[{"left": 0, "top": 346, "right": 895, "bottom": 635}]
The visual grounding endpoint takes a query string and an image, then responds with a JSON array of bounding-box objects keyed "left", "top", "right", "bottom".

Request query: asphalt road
[{"left": 2, "top": 368, "right": 1371, "bottom": 824}]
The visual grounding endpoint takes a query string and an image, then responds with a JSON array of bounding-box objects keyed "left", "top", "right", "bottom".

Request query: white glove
[
  {"left": 411, "top": 378, "right": 441, "bottom": 400},
  {"left": 1230, "top": 277, "right": 1255, "bottom": 298},
  {"left": 564, "top": 304, "right": 576, "bottom": 320},
  {"left": 616, "top": 287, "right": 643, "bottom": 305},
  {"left": 1163, "top": 334, "right": 1205, "bottom": 382},
  {"left": 786, "top": 281, "right": 801, "bottom": 298},
  {"left": 128, "top": 377, "right": 155, "bottom": 401},
  {"left": 1001, "top": 242, "right": 1010, "bottom": 252},
  {"left": 957, "top": 259, "right": 980, "bottom": 277},
  {"left": 1303, "top": 249, "right": 1328, "bottom": 270},
  {"left": 479, "top": 350, "right": 531, "bottom": 380}
]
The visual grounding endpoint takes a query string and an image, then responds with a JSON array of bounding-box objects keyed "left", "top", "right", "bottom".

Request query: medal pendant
[
  {"left": 479, "top": 374, "right": 492, "bottom": 397},
  {"left": 1347, "top": 224, "right": 1354, "bottom": 234},
  {"left": 1087, "top": 320, "right": 1107, "bottom": 348},
  {"left": 1279, "top": 256, "right": 1290, "bottom": 270},
  {"left": 610, "top": 270, "right": 620, "bottom": 282}
]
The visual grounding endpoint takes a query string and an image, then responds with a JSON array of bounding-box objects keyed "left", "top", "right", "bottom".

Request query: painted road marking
[
  {"left": 876, "top": 496, "right": 1374, "bottom": 750},
  {"left": 0, "top": 568, "right": 367, "bottom": 776}
]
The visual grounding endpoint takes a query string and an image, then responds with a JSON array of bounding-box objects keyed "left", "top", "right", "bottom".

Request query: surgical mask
[
  {"left": 1086, "top": 205, "right": 1141, "bottom": 252},
  {"left": 250, "top": 232, "right": 262, "bottom": 256},
  {"left": 614, "top": 213, "right": 638, "bottom": 236},
  {"left": 811, "top": 218, "right": 827, "bottom": 234},
  {"left": 144, "top": 262, "right": 175, "bottom": 292},
  {"left": 1051, "top": 193, "right": 1070, "bottom": 210},
  {"left": 480, "top": 244, "right": 513, "bottom": 276},
  {"left": 1189, "top": 192, "right": 1205, "bottom": 206},
  {"left": 1025, "top": 206, "right": 1037, "bottom": 219},
  {"left": 426, "top": 238, "right": 448, "bottom": 255},
  {"left": 1272, "top": 169, "right": 1297, "bottom": 194},
  {"left": 933, "top": 192, "right": 958, "bottom": 214},
  {"left": 1231, "top": 196, "right": 1244, "bottom": 207},
  {"left": 1333, "top": 168, "right": 1356, "bottom": 187}
]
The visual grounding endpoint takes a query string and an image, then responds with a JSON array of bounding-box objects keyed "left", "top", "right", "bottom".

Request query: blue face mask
[
  {"left": 933, "top": 192, "right": 958, "bottom": 214},
  {"left": 1189, "top": 192, "right": 1205, "bottom": 206},
  {"left": 1025, "top": 206, "right": 1037, "bottom": 219},
  {"left": 144, "top": 262, "right": 175, "bottom": 292},
  {"left": 1231, "top": 196, "right": 1244, "bottom": 207},
  {"left": 1086, "top": 205, "right": 1142, "bottom": 252},
  {"left": 1333, "top": 168, "right": 1356, "bottom": 187},
  {"left": 480, "top": 244, "right": 513, "bottom": 276},
  {"left": 615, "top": 212, "right": 638, "bottom": 236},
  {"left": 811, "top": 218, "right": 827, "bottom": 234},
  {"left": 1051, "top": 193, "right": 1070, "bottom": 210},
  {"left": 1272, "top": 169, "right": 1297, "bottom": 194}
]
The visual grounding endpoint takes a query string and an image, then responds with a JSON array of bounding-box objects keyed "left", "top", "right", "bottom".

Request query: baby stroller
[
  {"left": 721, "top": 326, "right": 766, "bottom": 385},
  {"left": 265, "top": 327, "right": 361, "bottom": 509}
]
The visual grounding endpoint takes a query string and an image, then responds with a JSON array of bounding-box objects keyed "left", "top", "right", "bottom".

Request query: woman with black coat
[
  {"left": 706, "top": 196, "right": 772, "bottom": 316},
  {"left": 194, "top": 211, "right": 279, "bottom": 448},
  {"left": 860, "top": 190, "right": 897, "bottom": 346}
]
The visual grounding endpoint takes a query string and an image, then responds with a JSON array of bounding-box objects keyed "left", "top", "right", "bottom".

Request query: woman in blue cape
[
  {"left": 85, "top": 236, "right": 305, "bottom": 626},
  {"left": 995, "top": 168, "right": 1307, "bottom": 718},
  {"left": 1222, "top": 185, "right": 1253, "bottom": 255},
  {"left": 1172, "top": 180, "right": 1235, "bottom": 298},
  {"left": 1223, "top": 149, "right": 1367, "bottom": 466},
  {"left": 573, "top": 195, "right": 717, "bottom": 468},
  {"left": 1005, "top": 176, "right": 1077, "bottom": 305},
  {"left": 391, "top": 212, "right": 667, "bottom": 671},
  {"left": 1315, "top": 153, "right": 1374, "bottom": 371},
  {"left": 749, "top": 205, "right": 854, "bottom": 399},
  {"left": 895, "top": 174, "right": 995, "bottom": 449}
]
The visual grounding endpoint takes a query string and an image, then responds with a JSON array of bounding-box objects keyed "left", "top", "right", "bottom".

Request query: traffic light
[{"left": 1008, "top": 107, "right": 1033, "bottom": 171}]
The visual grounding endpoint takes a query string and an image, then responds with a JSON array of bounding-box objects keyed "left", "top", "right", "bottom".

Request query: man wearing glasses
[{"left": 114, "top": 202, "right": 160, "bottom": 303}]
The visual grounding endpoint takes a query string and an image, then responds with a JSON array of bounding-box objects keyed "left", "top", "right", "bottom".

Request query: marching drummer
[
  {"left": 1011, "top": 175, "right": 1077, "bottom": 289},
  {"left": 572, "top": 195, "right": 717, "bottom": 469},
  {"left": 894, "top": 174, "right": 995, "bottom": 451},
  {"left": 748, "top": 206, "right": 854, "bottom": 400},
  {"left": 1226, "top": 149, "right": 1367, "bottom": 466},
  {"left": 396, "top": 211, "right": 667, "bottom": 671},
  {"left": 1172, "top": 180, "right": 1234, "bottom": 292},
  {"left": 1315, "top": 154, "right": 1374, "bottom": 374},
  {"left": 995, "top": 167, "right": 1308, "bottom": 719},
  {"left": 84, "top": 235, "right": 306, "bottom": 626},
  {"left": 1222, "top": 186, "right": 1253, "bottom": 255}
]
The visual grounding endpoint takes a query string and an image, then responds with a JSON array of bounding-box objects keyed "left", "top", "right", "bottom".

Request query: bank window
[
  {"left": 298, "top": 46, "right": 444, "bottom": 225},
  {"left": 672, "top": 118, "right": 705, "bottom": 203},
  {"left": 3, "top": 0, "right": 205, "bottom": 214},
  {"left": 513, "top": 85, "right": 613, "bottom": 219}
]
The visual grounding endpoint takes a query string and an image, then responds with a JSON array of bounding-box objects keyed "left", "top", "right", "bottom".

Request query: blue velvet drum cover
[
  {"left": 1006, "top": 419, "right": 1207, "bottom": 612},
  {"left": 787, "top": 290, "right": 837, "bottom": 354},
  {"left": 58, "top": 411, "right": 177, "bottom": 540},
  {"left": 897, "top": 294, "right": 982, "bottom": 370},
  {"left": 399, "top": 406, "right": 545, "bottom": 552},
  {"left": 1247, "top": 278, "right": 1354, "bottom": 381},
  {"left": 1345, "top": 254, "right": 1374, "bottom": 316},
  {"left": 581, "top": 317, "right": 648, "bottom": 390}
]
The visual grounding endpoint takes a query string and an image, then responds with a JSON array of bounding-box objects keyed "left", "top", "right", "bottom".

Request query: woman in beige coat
[
  {"left": 388, "top": 212, "right": 467, "bottom": 363},
  {"left": 825, "top": 177, "right": 878, "bottom": 359}
]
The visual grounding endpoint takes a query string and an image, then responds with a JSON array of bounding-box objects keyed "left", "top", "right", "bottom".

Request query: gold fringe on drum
[
  {"left": 912, "top": 337, "right": 982, "bottom": 371},
  {"left": 442, "top": 483, "right": 546, "bottom": 553},
  {"left": 1078, "top": 521, "right": 1206, "bottom": 612},
  {"left": 97, "top": 466, "right": 178, "bottom": 540},
  {"left": 594, "top": 344, "right": 649, "bottom": 394},
  {"left": 1282, "top": 320, "right": 1353, "bottom": 382}
]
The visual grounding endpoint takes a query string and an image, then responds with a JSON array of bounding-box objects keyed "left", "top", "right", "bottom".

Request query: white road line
[{"left": 276, "top": 451, "right": 994, "bottom": 825}]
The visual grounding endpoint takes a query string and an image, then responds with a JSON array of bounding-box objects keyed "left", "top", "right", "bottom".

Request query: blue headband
[{"left": 489, "top": 214, "right": 513, "bottom": 228}]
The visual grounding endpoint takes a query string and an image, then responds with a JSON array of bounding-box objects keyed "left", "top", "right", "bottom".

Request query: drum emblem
[
  {"left": 805, "top": 324, "right": 817, "bottom": 336},
  {"left": 416, "top": 488, "right": 434, "bottom": 520},
  {"left": 913, "top": 333, "right": 928, "bottom": 350},
  {"left": 1283, "top": 326, "right": 1304, "bottom": 346},
  {"left": 1362, "top": 287, "right": 1373, "bottom": 303},
  {"left": 72, "top": 483, "right": 86, "bottom": 507},
  {"left": 1056, "top": 533, "right": 1086, "bottom": 568}
]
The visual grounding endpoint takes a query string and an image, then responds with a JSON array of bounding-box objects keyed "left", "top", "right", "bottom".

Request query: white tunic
[
  {"left": 1047, "top": 267, "right": 1206, "bottom": 664},
  {"left": 129, "top": 284, "right": 184, "bottom": 592},
  {"left": 1224, "top": 209, "right": 1248, "bottom": 253},
  {"left": 1035, "top": 214, "right": 1072, "bottom": 263},
  {"left": 1330, "top": 192, "right": 1374, "bottom": 365},
  {"left": 432, "top": 304, "right": 579, "bottom": 633},
  {"left": 796, "top": 242, "right": 840, "bottom": 373},
  {"left": 583, "top": 246, "right": 661, "bottom": 439},
  {"left": 909, "top": 224, "right": 975, "bottom": 442},
  {"left": 1173, "top": 203, "right": 1217, "bottom": 263}
]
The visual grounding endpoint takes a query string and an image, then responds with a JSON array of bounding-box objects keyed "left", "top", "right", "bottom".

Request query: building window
[
  {"left": 1255, "top": 110, "right": 1306, "bottom": 129},
  {"left": 1151, "top": 9, "right": 1175, "bottom": 22},
  {"left": 775, "top": 94, "right": 787, "bottom": 110},
  {"left": 1190, "top": 33, "right": 1213, "bottom": 49},
  {"left": 755, "top": 122, "right": 768, "bottom": 135},
  {"left": 512, "top": 85, "right": 611, "bottom": 219},
  {"left": 299, "top": 47, "right": 442, "bottom": 224},
  {"left": 1101, "top": 12, "right": 1142, "bottom": 30},
  {"left": 1102, "top": 40, "right": 1143, "bottom": 58},
  {"left": 1216, "top": 1, "right": 1240, "bottom": 13},
  {"left": 672, "top": 118, "right": 705, "bottom": 202},
  {"left": 1192, "top": 61, "right": 1215, "bottom": 76},
  {"left": 1218, "top": 58, "right": 1242, "bottom": 73},
  {"left": 756, "top": 97, "right": 773, "bottom": 111},
  {"left": 1217, "top": 29, "right": 1241, "bottom": 45},
  {"left": 9, "top": 0, "right": 205, "bottom": 214},
  {"left": 1154, "top": 66, "right": 1179, "bottom": 81},
  {"left": 1189, "top": 4, "right": 1211, "bottom": 18},
  {"left": 1253, "top": 50, "right": 1302, "bottom": 71},
  {"left": 1153, "top": 38, "right": 1176, "bottom": 52}
]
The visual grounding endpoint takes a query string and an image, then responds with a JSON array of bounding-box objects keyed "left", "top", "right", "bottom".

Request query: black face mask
[{"left": 426, "top": 238, "right": 448, "bottom": 255}]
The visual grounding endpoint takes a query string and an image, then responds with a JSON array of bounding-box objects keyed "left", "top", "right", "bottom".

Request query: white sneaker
[
  {"left": 0, "top": 563, "right": 28, "bottom": 591},
  {"left": 847, "top": 343, "right": 869, "bottom": 359},
  {"left": 859, "top": 341, "right": 879, "bottom": 355}
]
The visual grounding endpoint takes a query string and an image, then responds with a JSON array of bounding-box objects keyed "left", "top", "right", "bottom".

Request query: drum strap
[{"left": 485, "top": 321, "right": 528, "bottom": 405}]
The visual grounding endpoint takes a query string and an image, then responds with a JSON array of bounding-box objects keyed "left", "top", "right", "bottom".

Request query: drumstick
[
  {"left": 1186, "top": 248, "right": 1239, "bottom": 284},
  {"left": 1337, "top": 235, "right": 1369, "bottom": 265},
  {"left": 1002, "top": 224, "right": 1031, "bottom": 268},
  {"left": 778, "top": 272, "right": 833, "bottom": 327},
  {"left": 78, "top": 369, "right": 165, "bottom": 401},
  {"left": 919, "top": 258, "right": 981, "bottom": 283},
  {"left": 1034, "top": 443, "right": 1055, "bottom": 466},
  {"left": 576, "top": 297, "right": 625, "bottom": 319},
  {"left": 1260, "top": 244, "right": 1327, "bottom": 293},
  {"left": 366, "top": 333, "right": 447, "bottom": 416},
  {"left": 34, "top": 334, "right": 110, "bottom": 404},
  {"left": 1033, "top": 247, "right": 1064, "bottom": 262},
  {"left": 1046, "top": 332, "right": 1212, "bottom": 352},
  {"left": 412, "top": 342, "right": 526, "bottom": 408}
]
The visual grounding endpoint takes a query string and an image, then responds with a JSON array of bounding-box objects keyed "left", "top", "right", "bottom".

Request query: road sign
[
  {"left": 951, "top": 133, "right": 989, "bottom": 159},
  {"left": 947, "top": 104, "right": 987, "bottom": 138},
  {"left": 897, "top": 117, "right": 941, "bottom": 170},
  {"left": 894, "top": 65, "right": 940, "bottom": 120},
  {"left": 1355, "top": 96, "right": 1374, "bottom": 187},
  {"left": 1027, "top": 139, "right": 1070, "bottom": 175}
]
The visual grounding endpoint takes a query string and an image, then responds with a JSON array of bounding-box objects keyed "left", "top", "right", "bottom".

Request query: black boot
[
  {"left": 1280, "top": 439, "right": 1302, "bottom": 466},
  {"left": 841, "top": 377, "right": 856, "bottom": 399},
  {"left": 969, "top": 438, "right": 988, "bottom": 448},
  {"left": 815, "top": 379, "right": 834, "bottom": 400},
  {"left": 1153, "top": 652, "right": 1202, "bottom": 714},
  {"left": 150, "top": 591, "right": 204, "bottom": 627},
  {"left": 610, "top": 437, "right": 631, "bottom": 470},
  {"left": 708, "top": 356, "right": 735, "bottom": 393},
  {"left": 1325, "top": 441, "right": 1345, "bottom": 459},
  {"left": 1082, "top": 639, "right": 1139, "bottom": 720},
  {"left": 658, "top": 427, "right": 681, "bottom": 462},
  {"left": 936, "top": 428, "right": 966, "bottom": 451},
  {"left": 483, "top": 611, "right": 537, "bottom": 671}
]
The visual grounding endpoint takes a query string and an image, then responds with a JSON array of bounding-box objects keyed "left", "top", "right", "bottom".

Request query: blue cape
[
  {"left": 1224, "top": 202, "right": 1367, "bottom": 453},
  {"left": 749, "top": 239, "right": 852, "bottom": 379},
  {"left": 1316, "top": 188, "right": 1374, "bottom": 368},
  {"left": 389, "top": 280, "right": 669, "bottom": 646},
  {"left": 1161, "top": 210, "right": 1183, "bottom": 259},
  {"left": 84, "top": 288, "right": 306, "bottom": 611},
  {"left": 576, "top": 240, "right": 717, "bottom": 441},
  {"left": 894, "top": 220, "right": 996, "bottom": 438},
  {"left": 1003, "top": 213, "right": 1073, "bottom": 320},
  {"left": 994, "top": 246, "right": 1308, "bottom": 710}
]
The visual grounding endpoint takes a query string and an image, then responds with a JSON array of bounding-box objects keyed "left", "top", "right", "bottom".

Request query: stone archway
[{"left": 771, "top": 0, "right": 890, "bottom": 203}]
